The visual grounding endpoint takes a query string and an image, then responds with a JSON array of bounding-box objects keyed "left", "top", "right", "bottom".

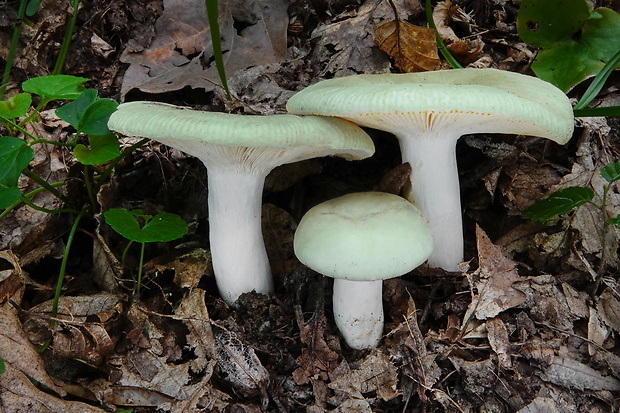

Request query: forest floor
[{"left": 1, "top": 0, "right": 620, "bottom": 411}]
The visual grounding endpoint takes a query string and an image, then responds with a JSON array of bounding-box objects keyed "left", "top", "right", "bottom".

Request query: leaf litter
[{"left": 1, "top": 0, "right": 620, "bottom": 411}]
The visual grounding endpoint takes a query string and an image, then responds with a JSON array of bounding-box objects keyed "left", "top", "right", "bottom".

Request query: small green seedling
[
  {"left": 523, "top": 159, "right": 620, "bottom": 228},
  {"left": 104, "top": 209, "right": 188, "bottom": 294},
  {"left": 0, "top": 355, "right": 5, "bottom": 375}
]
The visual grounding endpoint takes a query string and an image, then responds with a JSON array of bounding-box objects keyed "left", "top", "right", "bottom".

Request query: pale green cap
[
  {"left": 286, "top": 68, "right": 574, "bottom": 143},
  {"left": 294, "top": 192, "right": 433, "bottom": 281},
  {"left": 108, "top": 101, "right": 375, "bottom": 162}
]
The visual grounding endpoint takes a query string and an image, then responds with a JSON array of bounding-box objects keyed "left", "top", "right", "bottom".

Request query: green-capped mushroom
[
  {"left": 108, "top": 102, "right": 375, "bottom": 305},
  {"left": 287, "top": 68, "right": 574, "bottom": 272}
]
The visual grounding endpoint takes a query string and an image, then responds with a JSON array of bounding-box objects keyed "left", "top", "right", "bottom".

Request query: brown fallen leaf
[
  {"left": 0, "top": 364, "right": 104, "bottom": 412},
  {"left": 540, "top": 354, "right": 620, "bottom": 391},
  {"left": 486, "top": 316, "right": 512, "bottom": 369},
  {"left": 464, "top": 226, "right": 527, "bottom": 321},
  {"left": 328, "top": 351, "right": 400, "bottom": 402},
  {"left": 121, "top": 0, "right": 289, "bottom": 96},
  {"left": 432, "top": 0, "right": 483, "bottom": 65},
  {"left": 374, "top": 20, "right": 440, "bottom": 72},
  {"left": 292, "top": 306, "right": 340, "bottom": 385}
]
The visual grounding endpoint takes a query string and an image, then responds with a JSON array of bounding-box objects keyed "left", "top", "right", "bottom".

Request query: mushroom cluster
[
  {"left": 108, "top": 68, "right": 574, "bottom": 350},
  {"left": 287, "top": 68, "right": 574, "bottom": 271},
  {"left": 108, "top": 102, "right": 374, "bottom": 305}
]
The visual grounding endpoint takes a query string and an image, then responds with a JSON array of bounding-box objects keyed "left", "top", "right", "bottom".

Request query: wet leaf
[
  {"left": 374, "top": 20, "right": 439, "bottom": 72},
  {"left": 541, "top": 355, "right": 620, "bottom": 391},
  {"left": 522, "top": 187, "right": 594, "bottom": 222},
  {"left": 293, "top": 309, "right": 339, "bottom": 385}
]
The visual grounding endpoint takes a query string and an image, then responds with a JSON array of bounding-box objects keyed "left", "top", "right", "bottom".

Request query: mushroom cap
[
  {"left": 108, "top": 101, "right": 375, "bottom": 161},
  {"left": 286, "top": 68, "right": 574, "bottom": 144},
  {"left": 294, "top": 192, "right": 433, "bottom": 281}
]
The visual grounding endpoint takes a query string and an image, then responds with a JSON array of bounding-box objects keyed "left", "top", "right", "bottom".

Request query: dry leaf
[
  {"left": 486, "top": 316, "right": 512, "bottom": 369},
  {"left": 328, "top": 351, "right": 400, "bottom": 401},
  {"left": 0, "top": 364, "right": 103, "bottom": 412},
  {"left": 588, "top": 306, "right": 609, "bottom": 356},
  {"left": 310, "top": 0, "right": 417, "bottom": 77},
  {"left": 540, "top": 355, "right": 620, "bottom": 391},
  {"left": 292, "top": 308, "right": 340, "bottom": 385},
  {"left": 374, "top": 20, "right": 439, "bottom": 72},
  {"left": 214, "top": 329, "right": 270, "bottom": 397},
  {"left": 465, "top": 226, "right": 527, "bottom": 321},
  {"left": 121, "top": 0, "right": 289, "bottom": 96},
  {"left": 373, "top": 162, "right": 412, "bottom": 195},
  {"left": 432, "top": 0, "right": 483, "bottom": 64}
]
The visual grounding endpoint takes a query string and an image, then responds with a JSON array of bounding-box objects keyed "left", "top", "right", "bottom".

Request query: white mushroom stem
[
  {"left": 332, "top": 279, "right": 384, "bottom": 350},
  {"left": 207, "top": 167, "right": 273, "bottom": 304},
  {"left": 399, "top": 131, "right": 462, "bottom": 272}
]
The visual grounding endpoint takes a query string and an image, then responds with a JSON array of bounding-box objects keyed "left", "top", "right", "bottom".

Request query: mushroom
[
  {"left": 286, "top": 68, "right": 574, "bottom": 271},
  {"left": 107, "top": 102, "right": 375, "bottom": 304},
  {"left": 293, "top": 192, "right": 433, "bottom": 349}
]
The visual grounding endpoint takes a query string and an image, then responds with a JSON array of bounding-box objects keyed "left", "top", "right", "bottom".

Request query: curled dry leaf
[
  {"left": 465, "top": 226, "right": 527, "bottom": 321},
  {"left": 432, "top": 0, "right": 484, "bottom": 64},
  {"left": 374, "top": 20, "right": 440, "bottom": 72},
  {"left": 0, "top": 364, "right": 104, "bottom": 413}
]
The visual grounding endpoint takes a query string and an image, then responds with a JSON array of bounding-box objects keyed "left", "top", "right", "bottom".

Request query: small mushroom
[
  {"left": 108, "top": 102, "right": 374, "bottom": 305},
  {"left": 294, "top": 192, "right": 433, "bottom": 349},
  {"left": 287, "top": 68, "right": 574, "bottom": 271}
]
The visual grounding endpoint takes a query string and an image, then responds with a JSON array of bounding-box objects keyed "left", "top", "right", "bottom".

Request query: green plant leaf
[
  {"left": 0, "top": 355, "right": 5, "bottom": 374},
  {"left": 55, "top": 89, "right": 98, "bottom": 128},
  {"left": 574, "top": 48, "right": 620, "bottom": 110},
  {"left": 609, "top": 214, "right": 620, "bottom": 228},
  {"left": 0, "top": 137, "right": 34, "bottom": 186},
  {"left": 73, "top": 133, "right": 120, "bottom": 165},
  {"left": 0, "top": 186, "right": 21, "bottom": 209},
  {"left": 528, "top": 8, "right": 620, "bottom": 92},
  {"left": 574, "top": 106, "right": 620, "bottom": 117},
  {"left": 517, "top": 0, "right": 590, "bottom": 48},
  {"left": 522, "top": 187, "right": 595, "bottom": 222},
  {"left": 204, "top": 0, "right": 231, "bottom": 97},
  {"left": 80, "top": 98, "right": 118, "bottom": 135},
  {"left": 22, "top": 75, "right": 89, "bottom": 100},
  {"left": 0, "top": 93, "right": 32, "bottom": 119},
  {"left": 600, "top": 160, "right": 620, "bottom": 183},
  {"left": 104, "top": 209, "right": 188, "bottom": 243},
  {"left": 26, "top": 0, "right": 42, "bottom": 16}
]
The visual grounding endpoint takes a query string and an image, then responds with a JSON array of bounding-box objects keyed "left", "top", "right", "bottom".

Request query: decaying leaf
[
  {"left": 293, "top": 306, "right": 340, "bottom": 385},
  {"left": 213, "top": 329, "right": 270, "bottom": 397},
  {"left": 0, "top": 364, "right": 104, "bottom": 413},
  {"left": 310, "top": 0, "right": 418, "bottom": 77},
  {"left": 465, "top": 226, "right": 527, "bottom": 321},
  {"left": 432, "top": 0, "right": 484, "bottom": 64},
  {"left": 540, "top": 354, "right": 620, "bottom": 391},
  {"left": 486, "top": 316, "right": 512, "bottom": 368},
  {"left": 120, "top": 0, "right": 289, "bottom": 96},
  {"left": 328, "top": 351, "right": 400, "bottom": 402},
  {"left": 374, "top": 20, "right": 439, "bottom": 72}
]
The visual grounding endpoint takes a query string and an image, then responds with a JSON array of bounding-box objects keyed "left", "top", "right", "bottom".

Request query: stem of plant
[
  {"left": 0, "top": 0, "right": 27, "bottom": 100},
  {"left": 97, "top": 138, "right": 150, "bottom": 186},
  {"left": 21, "top": 168, "right": 70, "bottom": 203},
  {"left": 136, "top": 242, "right": 146, "bottom": 295},
  {"left": 83, "top": 164, "right": 98, "bottom": 210},
  {"left": 50, "top": 210, "right": 84, "bottom": 327},
  {"left": 18, "top": 194, "right": 78, "bottom": 214},
  {"left": 0, "top": 181, "right": 67, "bottom": 220},
  {"left": 53, "top": 0, "right": 80, "bottom": 75}
]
